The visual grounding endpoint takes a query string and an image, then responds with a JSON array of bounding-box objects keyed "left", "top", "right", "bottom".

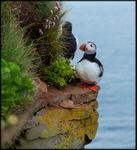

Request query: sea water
[{"left": 64, "top": 2, "right": 135, "bottom": 149}]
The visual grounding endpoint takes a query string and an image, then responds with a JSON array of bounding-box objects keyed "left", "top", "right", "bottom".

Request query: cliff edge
[
  {"left": 16, "top": 81, "right": 99, "bottom": 149},
  {"left": 2, "top": 79, "right": 100, "bottom": 149}
]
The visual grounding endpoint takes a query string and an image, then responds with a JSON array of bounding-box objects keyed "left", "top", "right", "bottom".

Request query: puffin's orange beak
[{"left": 79, "top": 43, "right": 86, "bottom": 51}]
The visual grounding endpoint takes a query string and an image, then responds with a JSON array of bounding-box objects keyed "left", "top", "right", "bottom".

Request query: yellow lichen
[{"left": 35, "top": 100, "right": 98, "bottom": 148}]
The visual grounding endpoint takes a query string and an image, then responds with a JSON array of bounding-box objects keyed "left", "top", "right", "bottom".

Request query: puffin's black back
[
  {"left": 62, "top": 33, "right": 77, "bottom": 60},
  {"left": 60, "top": 21, "right": 77, "bottom": 60}
]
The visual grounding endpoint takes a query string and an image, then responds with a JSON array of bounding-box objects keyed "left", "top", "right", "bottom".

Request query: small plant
[
  {"left": 1, "top": 59, "right": 35, "bottom": 120},
  {"left": 42, "top": 57, "right": 75, "bottom": 88}
]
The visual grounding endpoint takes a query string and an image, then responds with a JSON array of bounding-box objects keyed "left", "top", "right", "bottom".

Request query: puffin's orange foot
[
  {"left": 81, "top": 83, "right": 98, "bottom": 92},
  {"left": 88, "top": 84, "right": 98, "bottom": 92}
]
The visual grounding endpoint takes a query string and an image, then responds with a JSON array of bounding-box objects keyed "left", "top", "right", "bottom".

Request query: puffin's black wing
[
  {"left": 77, "top": 53, "right": 104, "bottom": 77},
  {"left": 94, "top": 58, "right": 104, "bottom": 77}
]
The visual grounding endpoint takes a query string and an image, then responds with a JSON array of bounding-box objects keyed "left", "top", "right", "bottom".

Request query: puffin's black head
[{"left": 62, "top": 21, "right": 72, "bottom": 35}]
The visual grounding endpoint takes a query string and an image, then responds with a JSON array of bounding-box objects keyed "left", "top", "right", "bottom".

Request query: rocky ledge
[
  {"left": 2, "top": 78, "right": 100, "bottom": 149},
  {"left": 16, "top": 79, "right": 100, "bottom": 149}
]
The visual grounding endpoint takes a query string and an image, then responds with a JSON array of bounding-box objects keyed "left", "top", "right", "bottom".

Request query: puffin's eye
[{"left": 90, "top": 44, "right": 92, "bottom": 47}]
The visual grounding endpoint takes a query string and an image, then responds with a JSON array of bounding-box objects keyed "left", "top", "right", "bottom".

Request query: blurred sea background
[{"left": 64, "top": 1, "right": 135, "bottom": 149}]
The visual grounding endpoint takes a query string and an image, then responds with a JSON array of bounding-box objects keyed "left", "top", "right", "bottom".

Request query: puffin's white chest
[{"left": 75, "top": 59, "right": 101, "bottom": 83}]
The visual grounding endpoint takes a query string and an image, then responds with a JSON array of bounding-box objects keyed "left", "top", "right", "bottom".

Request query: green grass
[
  {"left": 1, "top": 2, "right": 37, "bottom": 73},
  {"left": 1, "top": 2, "right": 36, "bottom": 121},
  {"left": 15, "top": 1, "right": 68, "bottom": 68}
]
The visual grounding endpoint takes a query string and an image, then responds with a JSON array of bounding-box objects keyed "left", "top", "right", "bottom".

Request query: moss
[{"left": 36, "top": 103, "right": 98, "bottom": 148}]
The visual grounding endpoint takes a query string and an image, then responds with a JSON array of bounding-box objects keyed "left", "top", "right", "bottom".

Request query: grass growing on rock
[{"left": 1, "top": 2, "right": 36, "bottom": 121}]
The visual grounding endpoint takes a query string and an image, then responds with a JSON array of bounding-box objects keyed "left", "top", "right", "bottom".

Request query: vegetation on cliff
[
  {"left": 1, "top": 1, "right": 74, "bottom": 125},
  {"left": 16, "top": 1, "right": 68, "bottom": 68},
  {"left": 1, "top": 2, "right": 100, "bottom": 149},
  {"left": 1, "top": 59, "right": 35, "bottom": 119},
  {"left": 1, "top": 2, "right": 36, "bottom": 122},
  {"left": 42, "top": 57, "right": 75, "bottom": 88}
]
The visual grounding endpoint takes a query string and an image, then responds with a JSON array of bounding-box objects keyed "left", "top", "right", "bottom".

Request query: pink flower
[
  {"left": 56, "top": 1, "right": 60, "bottom": 8},
  {"left": 54, "top": 1, "right": 61, "bottom": 12},
  {"left": 39, "top": 28, "right": 43, "bottom": 35},
  {"left": 46, "top": 19, "right": 49, "bottom": 23},
  {"left": 54, "top": 6, "right": 60, "bottom": 12}
]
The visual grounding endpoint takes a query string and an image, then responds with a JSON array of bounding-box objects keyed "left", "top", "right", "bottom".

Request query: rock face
[{"left": 15, "top": 83, "right": 99, "bottom": 149}]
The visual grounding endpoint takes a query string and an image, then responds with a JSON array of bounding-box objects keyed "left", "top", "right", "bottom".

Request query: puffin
[
  {"left": 75, "top": 41, "right": 104, "bottom": 91},
  {"left": 60, "top": 21, "right": 78, "bottom": 60}
]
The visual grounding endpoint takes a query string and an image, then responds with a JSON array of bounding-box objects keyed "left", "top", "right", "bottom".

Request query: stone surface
[
  {"left": 15, "top": 83, "right": 99, "bottom": 149},
  {"left": 1, "top": 102, "right": 34, "bottom": 149},
  {"left": 60, "top": 100, "right": 75, "bottom": 108}
]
